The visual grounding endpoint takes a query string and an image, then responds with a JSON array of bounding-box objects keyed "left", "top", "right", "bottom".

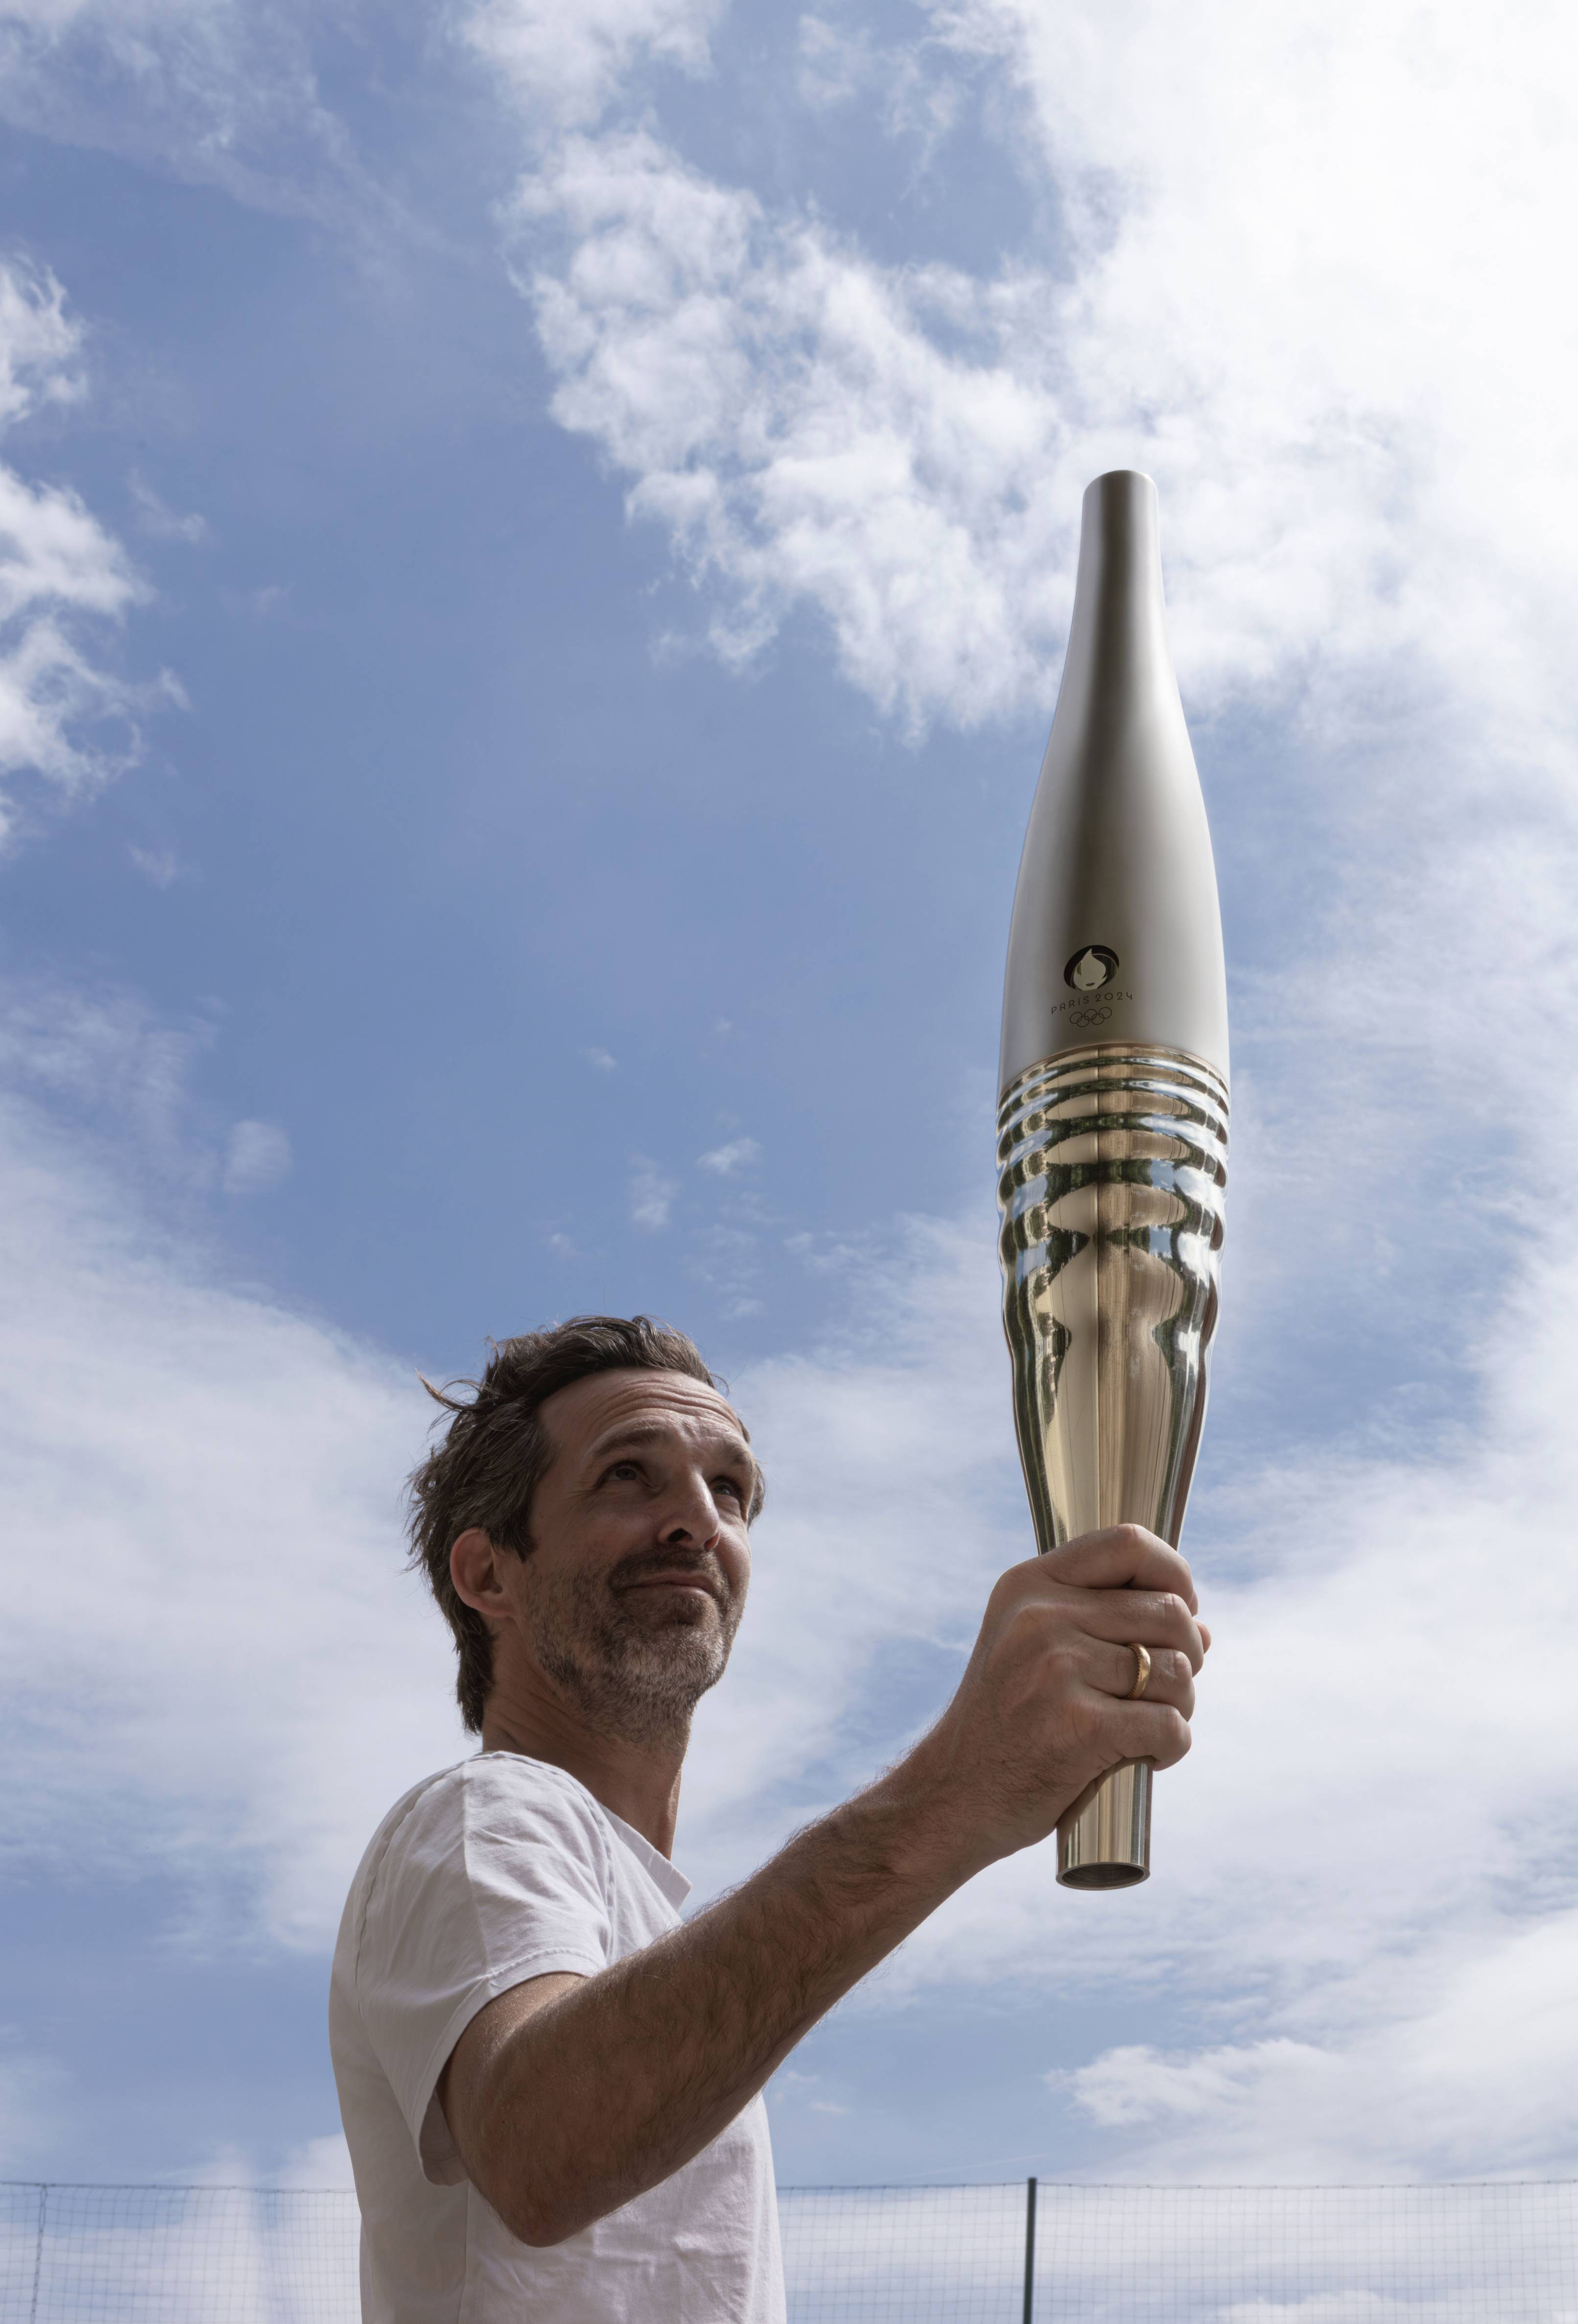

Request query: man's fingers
[
  {"left": 1036, "top": 1523, "right": 1198, "bottom": 1609},
  {"left": 1108, "top": 1700, "right": 1193, "bottom": 1772},
  {"left": 1092, "top": 1638, "right": 1196, "bottom": 1715},
  {"left": 994, "top": 1574, "right": 1206, "bottom": 1671},
  {"left": 1075, "top": 1588, "right": 1207, "bottom": 1671}
]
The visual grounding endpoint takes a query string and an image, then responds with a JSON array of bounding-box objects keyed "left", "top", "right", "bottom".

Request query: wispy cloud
[
  {"left": 496, "top": 0, "right": 1578, "bottom": 768},
  {"left": 0, "top": 982, "right": 213, "bottom": 1178},
  {"left": 128, "top": 471, "right": 207, "bottom": 545},
  {"left": 223, "top": 1119, "right": 292, "bottom": 1195},
  {"left": 128, "top": 842, "right": 183, "bottom": 887},
  {"left": 0, "top": 256, "right": 82, "bottom": 424},
  {"left": 0, "top": 0, "right": 392, "bottom": 233},
  {"left": 794, "top": 15, "right": 877, "bottom": 112},
  {"left": 463, "top": 0, "right": 722, "bottom": 133},
  {"left": 0, "top": 259, "right": 179, "bottom": 839},
  {"left": 698, "top": 1134, "right": 760, "bottom": 1174},
  {"left": 0, "top": 1049, "right": 458, "bottom": 1954},
  {"left": 628, "top": 1152, "right": 678, "bottom": 1228}
]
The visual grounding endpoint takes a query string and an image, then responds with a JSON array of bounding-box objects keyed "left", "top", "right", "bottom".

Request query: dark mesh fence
[
  {"left": 779, "top": 2182, "right": 1578, "bottom": 2321},
  {"left": 6, "top": 2177, "right": 1578, "bottom": 2319}
]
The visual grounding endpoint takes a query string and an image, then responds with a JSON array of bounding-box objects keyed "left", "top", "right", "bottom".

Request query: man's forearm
[
  {"left": 449, "top": 1529, "right": 1207, "bottom": 2244},
  {"left": 458, "top": 1747, "right": 970, "bottom": 2244}
]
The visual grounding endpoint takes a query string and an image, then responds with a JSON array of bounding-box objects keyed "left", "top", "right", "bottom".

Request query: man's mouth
[{"left": 617, "top": 1570, "right": 723, "bottom": 1606}]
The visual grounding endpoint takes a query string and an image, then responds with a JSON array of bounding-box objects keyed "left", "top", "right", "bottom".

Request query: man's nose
[{"left": 659, "top": 1471, "right": 722, "bottom": 1545}]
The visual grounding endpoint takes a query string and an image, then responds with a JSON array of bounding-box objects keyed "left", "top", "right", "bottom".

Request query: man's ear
[{"left": 450, "top": 1528, "right": 513, "bottom": 1626}]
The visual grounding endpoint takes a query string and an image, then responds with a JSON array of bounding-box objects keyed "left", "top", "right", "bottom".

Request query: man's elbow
[
  {"left": 487, "top": 2181, "right": 594, "bottom": 2250},
  {"left": 509, "top": 2210, "right": 574, "bottom": 2251}
]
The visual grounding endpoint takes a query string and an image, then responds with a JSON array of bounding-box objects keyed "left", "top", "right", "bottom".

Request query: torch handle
[
  {"left": 996, "top": 1044, "right": 1227, "bottom": 1889},
  {"left": 1057, "top": 1762, "right": 1152, "bottom": 1890}
]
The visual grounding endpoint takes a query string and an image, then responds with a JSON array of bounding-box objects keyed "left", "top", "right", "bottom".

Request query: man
[{"left": 330, "top": 1314, "right": 1207, "bottom": 2322}]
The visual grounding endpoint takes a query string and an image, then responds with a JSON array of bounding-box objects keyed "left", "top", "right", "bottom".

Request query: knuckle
[
  {"left": 1065, "top": 1693, "right": 1109, "bottom": 1752},
  {"left": 1045, "top": 1636, "right": 1083, "bottom": 1682},
  {"left": 1003, "top": 1596, "right": 1053, "bottom": 1645},
  {"left": 1160, "top": 1594, "right": 1197, "bottom": 1644},
  {"left": 989, "top": 1567, "right": 1032, "bottom": 1615}
]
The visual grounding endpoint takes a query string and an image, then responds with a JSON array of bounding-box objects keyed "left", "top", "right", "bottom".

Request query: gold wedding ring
[{"left": 1127, "top": 1643, "right": 1153, "bottom": 1700}]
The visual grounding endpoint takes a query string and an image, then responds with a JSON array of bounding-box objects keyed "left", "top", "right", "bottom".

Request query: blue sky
[{"left": 3, "top": 0, "right": 1578, "bottom": 2198}]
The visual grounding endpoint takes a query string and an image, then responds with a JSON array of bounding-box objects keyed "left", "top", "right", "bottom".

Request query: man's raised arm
[{"left": 439, "top": 1525, "right": 1206, "bottom": 2246}]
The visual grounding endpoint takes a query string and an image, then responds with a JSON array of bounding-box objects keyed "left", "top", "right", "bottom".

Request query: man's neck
[{"left": 478, "top": 1668, "right": 686, "bottom": 1857}]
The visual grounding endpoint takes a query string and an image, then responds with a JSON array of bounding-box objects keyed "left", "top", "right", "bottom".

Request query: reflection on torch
[{"left": 997, "top": 470, "right": 1229, "bottom": 1890}]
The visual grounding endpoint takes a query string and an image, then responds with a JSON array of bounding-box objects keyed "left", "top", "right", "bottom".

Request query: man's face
[{"left": 508, "top": 1367, "right": 759, "bottom": 1750}]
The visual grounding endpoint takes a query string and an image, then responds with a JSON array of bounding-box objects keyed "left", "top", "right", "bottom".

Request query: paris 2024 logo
[{"left": 1061, "top": 945, "right": 1121, "bottom": 1029}]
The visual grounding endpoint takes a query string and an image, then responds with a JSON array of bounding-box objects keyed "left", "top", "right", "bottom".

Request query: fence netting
[{"left": 5, "top": 2177, "right": 1578, "bottom": 2320}]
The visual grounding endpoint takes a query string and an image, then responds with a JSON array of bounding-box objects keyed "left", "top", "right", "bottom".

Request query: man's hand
[
  {"left": 439, "top": 1524, "right": 1206, "bottom": 2245},
  {"left": 897, "top": 1523, "right": 1208, "bottom": 1880}
]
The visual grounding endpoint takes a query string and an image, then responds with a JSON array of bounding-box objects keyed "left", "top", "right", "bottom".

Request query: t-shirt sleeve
[{"left": 352, "top": 1758, "right": 614, "bottom": 2184}]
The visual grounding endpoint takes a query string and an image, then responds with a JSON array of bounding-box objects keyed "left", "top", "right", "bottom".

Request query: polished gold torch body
[{"left": 998, "top": 472, "right": 1229, "bottom": 1889}]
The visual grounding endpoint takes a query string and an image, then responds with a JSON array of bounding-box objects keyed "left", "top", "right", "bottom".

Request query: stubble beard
[{"left": 522, "top": 1548, "right": 741, "bottom": 1751}]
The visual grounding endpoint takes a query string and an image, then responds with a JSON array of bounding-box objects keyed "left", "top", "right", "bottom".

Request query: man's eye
[
  {"left": 713, "top": 1477, "right": 745, "bottom": 1502},
  {"left": 601, "top": 1461, "right": 640, "bottom": 1484}
]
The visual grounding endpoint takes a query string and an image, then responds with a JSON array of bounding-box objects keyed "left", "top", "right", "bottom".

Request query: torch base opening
[
  {"left": 1058, "top": 1862, "right": 1150, "bottom": 1891},
  {"left": 1055, "top": 1758, "right": 1153, "bottom": 1890}
]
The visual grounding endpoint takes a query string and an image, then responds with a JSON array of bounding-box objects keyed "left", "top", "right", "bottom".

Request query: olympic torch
[{"left": 997, "top": 469, "right": 1229, "bottom": 1889}]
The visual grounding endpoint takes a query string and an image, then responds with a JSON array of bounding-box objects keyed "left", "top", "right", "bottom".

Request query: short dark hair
[{"left": 406, "top": 1315, "right": 752, "bottom": 1734}]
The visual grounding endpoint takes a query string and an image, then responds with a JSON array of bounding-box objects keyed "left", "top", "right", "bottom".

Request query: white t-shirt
[{"left": 329, "top": 1751, "right": 785, "bottom": 2324}]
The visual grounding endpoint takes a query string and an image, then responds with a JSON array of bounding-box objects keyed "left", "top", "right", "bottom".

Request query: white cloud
[
  {"left": 698, "top": 1134, "right": 760, "bottom": 1174},
  {"left": 0, "top": 258, "right": 178, "bottom": 839},
  {"left": 583, "top": 1044, "right": 619, "bottom": 1070},
  {"left": 0, "top": 256, "right": 81, "bottom": 426},
  {"left": 629, "top": 1152, "right": 678, "bottom": 1228},
  {"left": 0, "top": 1032, "right": 463, "bottom": 1955},
  {"left": 0, "top": 0, "right": 386, "bottom": 230},
  {"left": 129, "top": 842, "right": 183, "bottom": 886},
  {"left": 223, "top": 1118, "right": 292, "bottom": 1194},
  {"left": 509, "top": 127, "right": 1069, "bottom": 732},
  {"left": 128, "top": 470, "right": 207, "bottom": 544},
  {"left": 277, "top": 2132, "right": 354, "bottom": 2190},
  {"left": 687, "top": 1218, "right": 764, "bottom": 1317},
  {"left": 795, "top": 14, "right": 875, "bottom": 111},
  {"left": 0, "top": 982, "right": 213, "bottom": 1177},
  {"left": 463, "top": 0, "right": 722, "bottom": 132},
  {"left": 497, "top": 0, "right": 1578, "bottom": 777},
  {"left": 0, "top": 460, "right": 148, "bottom": 631},
  {"left": 1051, "top": 1900, "right": 1578, "bottom": 2182}
]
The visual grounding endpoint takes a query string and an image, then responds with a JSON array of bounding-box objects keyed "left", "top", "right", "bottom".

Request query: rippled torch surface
[{"left": 998, "top": 469, "right": 1229, "bottom": 1890}]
